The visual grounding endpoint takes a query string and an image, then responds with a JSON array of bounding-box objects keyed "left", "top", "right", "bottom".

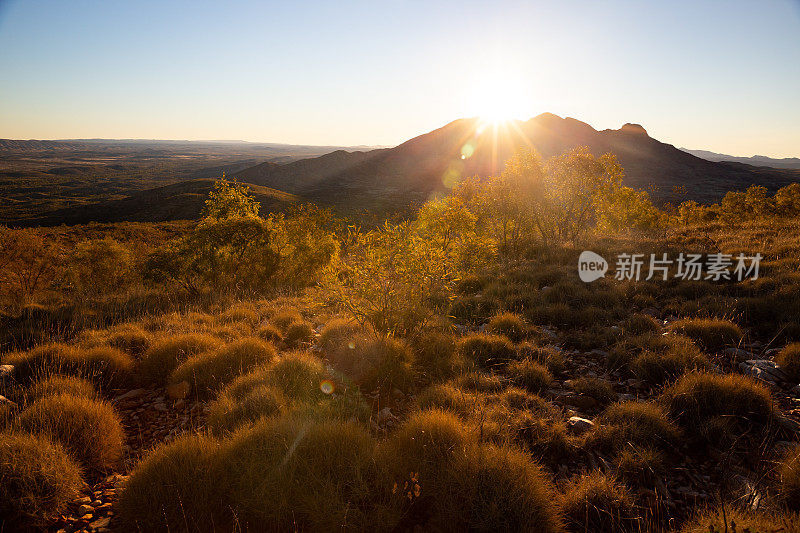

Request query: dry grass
[
  {"left": 16, "top": 393, "right": 124, "bottom": 474},
  {"left": 26, "top": 375, "right": 96, "bottom": 403},
  {"left": 169, "top": 337, "right": 276, "bottom": 397},
  {"left": 775, "top": 343, "right": 800, "bottom": 382},
  {"left": 507, "top": 358, "right": 553, "bottom": 393},
  {"left": 138, "top": 333, "right": 221, "bottom": 384},
  {"left": 486, "top": 312, "right": 528, "bottom": 343},
  {"left": 0, "top": 431, "right": 84, "bottom": 528},
  {"left": 457, "top": 333, "right": 516, "bottom": 369},
  {"left": 207, "top": 384, "right": 288, "bottom": 434},
  {"left": 668, "top": 318, "right": 743, "bottom": 353},
  {"left": 560, "top": 472, "right": 635, "bottom": 533}
]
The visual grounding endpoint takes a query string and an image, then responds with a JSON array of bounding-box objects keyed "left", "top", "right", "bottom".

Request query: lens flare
[{"left": 320, "top": 380, "right": 334, "bottom": 395}]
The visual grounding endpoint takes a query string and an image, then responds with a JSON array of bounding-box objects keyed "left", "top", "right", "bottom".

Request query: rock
[
  {"left": 73, "top": 496, "right": 92, "bottom": 505},
  {"left": 589, "top": 349, "right": 609, "bottom": 358},
  {"left": 0, "top": 364, "right": 13, "bottom": 385},
  {"left": 174, "top": 398, "right": 185, "bottom": 409},
  {"left": 0, "top": 394, "right": 17, "bottom": 410},
  {"left": 642, "top": 307, "right": 660, "bottom": 318},
  {"left": 567, "top": 416, "right": 595, "bottom": 435},
  {"left": 777, "top": 415, "right": 800, "bottom": 434},
  {"left": 78, "top": 504, "right": 93, "bottom": 517},
  {"left": 153, "top": 402, "right": 168, "bottom": 412},
  {"left": 739, "top": 360, "right": 788, "bottom": 384},
  {"left": 564, "top": 394, "right": 598, "bottom": 410},
  {"left": 89, "top": 517, "right": 111, "bottom": 530},
  {"left": 378, "top": 407, "right": 396, "bottom": 423},
  {"left": 166, "top": 381, "right": 190, "bottom": 400},
  {"left": 722, "top": 347, "right": 754, "bottom": 363},
  {"left": 114, "top": 389, "right": 145, "bottom": 402}
]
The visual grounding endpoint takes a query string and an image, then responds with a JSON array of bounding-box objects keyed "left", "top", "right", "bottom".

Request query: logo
[{"left": 578, "top": 251, "right": 608, "bottom": 282}]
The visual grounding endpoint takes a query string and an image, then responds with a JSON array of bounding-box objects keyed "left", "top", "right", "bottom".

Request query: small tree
[
  {"left": 66, "top": 237, "right": 134, "bottom": 297},
  {"left": 0, "top": 227, "right": 60, "bottom": 309},
  {"left": 201, "top": 176, "right": 260, "bottom": 219}
]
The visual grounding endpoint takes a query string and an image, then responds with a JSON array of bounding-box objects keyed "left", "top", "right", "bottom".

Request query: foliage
[
  {"left": 66, "top": 237, "right": 134, "bottom": 297},
  {"left": 0, "top": 226, "right": 60, "bottom": 309},
  {"left": 560, "top": 472, "right": 635, "bottom": 533}
]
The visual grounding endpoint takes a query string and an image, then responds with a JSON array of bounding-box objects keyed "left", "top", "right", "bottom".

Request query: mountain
[
  {"left": 680, "top": 148, "right": 800, "bottom": 170},
  {"left": 11, "top": 179, "right": 298, "bottom": 227},
  {"left": 236, "top": 114, "right": 800, "bottom": 210}
]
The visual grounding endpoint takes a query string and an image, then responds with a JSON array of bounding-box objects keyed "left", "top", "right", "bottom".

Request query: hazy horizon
[{"left": 1, "top": 0, "right": 799, "bottom": 158}]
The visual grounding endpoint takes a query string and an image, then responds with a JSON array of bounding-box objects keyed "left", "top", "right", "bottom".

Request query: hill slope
[
  {"left": 12, "top": 179, "right": 298, "bottom": 227},
  {"left": 237, "top": 114, "right": 800, "bottom": 210},
  {"left": 680, "top": 148, "right": 800, "bottom": 170}
]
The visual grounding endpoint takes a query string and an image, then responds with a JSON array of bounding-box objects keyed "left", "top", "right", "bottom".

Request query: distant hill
[
  {"left": 236, "top": 114, "right": 800, "bottom": 211},
  {"left": 11, "top": 179, "right": 298, "bottom": 227},
  {"left": 680, "top": 148, "right": 800, "bottom": 170}
]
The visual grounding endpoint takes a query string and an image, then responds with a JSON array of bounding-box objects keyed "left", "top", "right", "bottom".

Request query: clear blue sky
[{"left": 1, "top": 0, "right": 798, "bottom": 157}]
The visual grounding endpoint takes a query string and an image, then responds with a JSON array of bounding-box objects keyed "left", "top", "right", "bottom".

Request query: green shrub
[
  {"left": 779, "top": 445, "right": 800, "bottom": 510},
  {"left": 561, "top": 472, "right": 635, "bottom": 533},
  {"left": 668, "top": 318, "right": 743, "bottom": 352},
  {"left": 207, "top": 384, "right": 288, "bottom": 434},
  {"left": 507, "top": 359, "right": 552, "bottom": 393},
  {"left": 17, "top": 394, "right": 124, "bottom": 473},
  {"left": 458, "top": 333, "right": 516, "bottom": 369},
  {"left": 486, "top": 312, "right": 528, "bottom": 343},
  {"left": 776, "top": 343, "right": 800, "bottom": 382},
  {"left": 217, "top": 417, "right": 375, "bottom": 530},
  {"left": 659, "top": 372, "right": 774, "bottom": 447},
  {"left": 27, "top": 375, "right": 95, "bottom": 403},
  {"left": 139, "top": 333, "right": 222, "bottom": 384},
  {"left": 117, "top": 435, "right": 226, "bottom": 532},
  {"left": 283, "top": 320, "right": 314, "bottom": 348},
  {"left": 0, "top": 432, "right": 84, "bottom": 528},
  {"left": 588, "top": 401, "right": 681, "bottom": 454},
  {"left": 169, "top": 338, "right": 276, "bottom": 397}
]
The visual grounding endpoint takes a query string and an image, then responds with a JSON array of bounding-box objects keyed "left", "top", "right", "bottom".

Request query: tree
[
  {"left": 774, "top": 183, "right": 800, "bottom": 217},
  {"left": 66, "top": 238, "right": 134, "bottom": 297},
  {"left": 0, "top": 227, "right": 60, "bottom": 309},
  {"left": 596, "top": 186, "right": 665, "bottom": 234},
  {"left": 201, "top": 177, "right": 260, "bottom": 219}
]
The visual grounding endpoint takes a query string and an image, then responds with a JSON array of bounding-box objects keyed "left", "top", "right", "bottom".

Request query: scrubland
[{"left": 3, "top": 149, "right": 800, "bottom": 532}]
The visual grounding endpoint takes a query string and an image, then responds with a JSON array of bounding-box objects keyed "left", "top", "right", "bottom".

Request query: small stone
[
  {"left": 73, "top": 496, "right": 92, "bottom": 505},
  {"left": 174, "top": 398, "right": 185, "bottom": 409},
  {"left": 722, "top": 347, "right": 753, "bottom": 362},
  {"left": 89, "top": 517, "right": 111, "bottom": 530},
  {"left": 0, "top": 394, "right": 17, "bottom": 409},
  {"left": 378, "top": 407, "right": 396, "bottom": 423},
  {"left": 153, "top": 402, "right": 168, "bottom": 412},
  {"left": 567, "top": 416, "right": 595, "bottom": 435},
  {"left": 166, "top": 380, "right": 191, "bottom": 400},
  {"left": 78, "top": 504, "right": 93, "bottom": 516},
  {"left": 114, "top": 389, "right": 145, "bottom": 402}
]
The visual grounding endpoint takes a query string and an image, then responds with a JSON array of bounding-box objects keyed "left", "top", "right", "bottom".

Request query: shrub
[
  {"left": 0, "top": 432, "right": 84, "bottom": 527},
  {"left": 207, "top": 384, "right": 288, "bottom": 434},
  {"left": 66, "top": 237, "right": 134, "bottom": 297},
  {"left": 588, "top": 401, "right": 681, "bottom": 454},
  {"left": 416, "top": 384, "right": 484, "bottom": 418},
  {"left": 571, "top": 377, "right": 615, "bottom": 406},
  {"left": 429, "top": 444, "right": 563, "bottom": 532},
  {"left": 116, "top": 435, "right": 226, "bottom": 532},
  {"left": 486, "top": 312, "right": 528, "bottom": 343},
  {"left": 659, "top": 372, "right": 774, "bottom": 447},
  {"left": 561, "top": 472, "right": 635, "bottom": 533},
  {"left": 779, "top": 445, "right": 800, "bottom": 510},
  {"left": 775, "top": 343, "right": 800, "bottom": 382},
  {"left": 283, "top": 320, "right": 314, "bottom": 348},
  {"left": 679, "top": 506, "right": 798, "bottom": 533},
  {"left": 458, "top": 333, "right": 516, "bottom": 369},
  {"left": 17, "top": 394, "right": 124, "bottom": 473},
  {"left": 27, "top": 375, "right": 95, "bottom": 403},
  {"left": 507, "top": 359, "right": 552, "bottom": 393},
  {"left": 217, "top": 417, "right": 375, "bottom": 530},
  {"left": 170, "top": 338, "right": 276, "bottom": 397},
  {"left": 139, "top": 333, "right": 221, "bottom": 384},
  {"left": 668, "top": 318, "right": 743, "bottom": 352}
]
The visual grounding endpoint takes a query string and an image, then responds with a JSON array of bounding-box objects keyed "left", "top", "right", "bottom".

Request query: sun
[{"left": 463, "top": 67, "right": 533, "bottom": 125}]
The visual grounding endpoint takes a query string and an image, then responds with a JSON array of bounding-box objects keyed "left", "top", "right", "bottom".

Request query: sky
[{"left": 0, "top": 0, "right": 798, "bottom": 157}]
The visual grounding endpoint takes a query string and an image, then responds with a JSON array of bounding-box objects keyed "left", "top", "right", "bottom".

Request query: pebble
[
  {"left": 567, "top": 416, "right": 595, "bottom": 435},
  {"left": 114, "top": 388, "right": 145, "bottom": 402}
]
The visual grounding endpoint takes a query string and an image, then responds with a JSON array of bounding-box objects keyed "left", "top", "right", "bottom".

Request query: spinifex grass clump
[
  {"left": 5, "top": 343, "right": 133, "bottom": 387},
  {"left": 283, "top": 320, "right": 314, "bottom": 348},
  {"left": 560, "top": 472, "right": 635, "bottom": 533},
  {"left": 116, "top": 435, "right": 225, "bottom": 533},
  {"left": 17, "top": 393, "right": 124, "bottom": 473},
  {"left": 0, "top": 432, "right": 84, "bottom": 528},
  {"left": 506, "top": 358, "right": 552, "bottom": 393},
  {"left": 586, "top": 400, "right": 682, "bottom": 455},
  {"left": 775, "top": 343, "right": 800, "bottom": 382},
  {"left": 668, "top": 318, "right": 743, "bottom": 352},
  {"left": 26, "top": 375, "right": 96, "bottom": 403},
  {"left": 327, "top": 334, "right": 415, "bottom": 393},
  {"left": 486, "top": 312, "right": 528, "bottom": 342},
  {"left": 659, "top": 372, "right": 774, "bottom": 448},
  {"left": 169, "top": 337, "right": 276, "bottom": 397},
  {"left": 457, "top": 333, "right": 516, "bottom": 369},
  {"left": 139, "top": 333, "right": 221, "bottom": 384}
]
